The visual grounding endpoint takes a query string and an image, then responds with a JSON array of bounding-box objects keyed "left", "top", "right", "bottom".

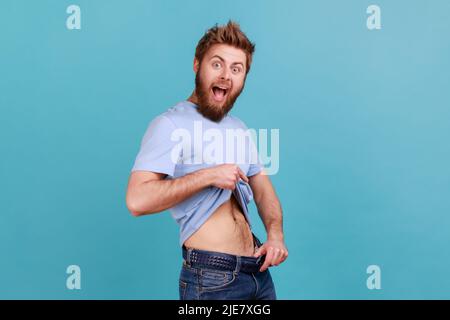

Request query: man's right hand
[
  {"left": 203, "top": 164, "right": 249, "bottom": 190},
  {"left": 126, "top": 164, "right": 248, "bottom": 216}
]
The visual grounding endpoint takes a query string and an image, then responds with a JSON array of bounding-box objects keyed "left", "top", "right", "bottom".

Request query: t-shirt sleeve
[
  {"left": 237, "top": 118, "right": 264, "bottom": 177},
  {"left": 131, "top": 115, "right": 179, "bottom": 176},
  {"left": 247, "top": 136, "right": 264, "bottom": 177}
]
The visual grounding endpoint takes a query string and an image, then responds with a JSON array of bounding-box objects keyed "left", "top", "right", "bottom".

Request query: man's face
[{"left": 194, "top": 44, "right": 248, "bottom": 122}]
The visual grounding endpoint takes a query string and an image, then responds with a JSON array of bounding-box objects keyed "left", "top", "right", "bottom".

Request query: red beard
[{"left": 194, "top": 67, "right": 245, "bottom": 122}]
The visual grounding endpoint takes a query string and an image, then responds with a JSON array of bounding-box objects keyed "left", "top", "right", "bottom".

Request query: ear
[{"left": 193, "top": 58, "right": 200, "bottom": 73}]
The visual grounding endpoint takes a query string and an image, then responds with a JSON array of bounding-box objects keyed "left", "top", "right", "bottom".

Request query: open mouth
[{"left": 211, "top": 85, "right": 229, "bottom": 102}]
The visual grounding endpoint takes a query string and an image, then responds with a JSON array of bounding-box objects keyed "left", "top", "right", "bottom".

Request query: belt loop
[{"left": 234, "top": 256, "right": 241, "bottom": 273}]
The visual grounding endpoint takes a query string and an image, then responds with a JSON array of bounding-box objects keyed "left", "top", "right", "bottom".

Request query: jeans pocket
[
  {"left": 179, "top": 280, "right": 187, "bottom": 300},
  {"left": 199, "top": 269, "right": 236, "bottom": 292}
]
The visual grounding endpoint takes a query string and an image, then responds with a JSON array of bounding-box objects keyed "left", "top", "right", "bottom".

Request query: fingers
[
  {"left": 272, "top": 248, "right": 284, "bottom": 266},
  {"left": 272, "top": 248, "right": 288, "bottom": 265},
  {"left": 234, "top": 171, "right": 241, "bottom": 184},
  {"left": 218, "top": 164, "right": 248, "bottom": 189},
  {"left": 257, "top": 245, "right": 289, "bottom": 272},
  {"left": 253, "top": 245, "right": 267, "bottom": 258},
  {"left": 280, "top": 249, "right": 289, "bottom": 263},
  {"left": 237, "top": 167, "right": 249, "bottom": 183},
  {"left": 259, "top": 247, "right": 274, "bottom": 272}
]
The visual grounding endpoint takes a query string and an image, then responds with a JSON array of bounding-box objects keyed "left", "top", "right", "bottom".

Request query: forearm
[
  {"left": 129, "top": 169, "right": 212, "bottom": 216},
  {"left": 255, "top": 190, "right": 284, "bottom": 241}
]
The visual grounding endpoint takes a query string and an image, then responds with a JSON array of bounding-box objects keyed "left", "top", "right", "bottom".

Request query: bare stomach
[{"left": 183, "top": 194, "right": 256, "bottom": 257}]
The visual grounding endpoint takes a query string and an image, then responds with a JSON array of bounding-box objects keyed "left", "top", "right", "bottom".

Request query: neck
[{"left": 187, "top": 91, "right": 198, "bottom": 105}]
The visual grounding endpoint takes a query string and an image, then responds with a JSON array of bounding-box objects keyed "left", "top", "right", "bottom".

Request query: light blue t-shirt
[{"left": 131, "top": 100, "right": 263, "bottom": 246}]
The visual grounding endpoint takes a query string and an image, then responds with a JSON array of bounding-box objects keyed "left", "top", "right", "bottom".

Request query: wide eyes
[
  {"left": 211, "top": 61, "right": 243, "bottom": 74},
  {"left": 231, "top": 66, "right": 242, "bottom": 74}
]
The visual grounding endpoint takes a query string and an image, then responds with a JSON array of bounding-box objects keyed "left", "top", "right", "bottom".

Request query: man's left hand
[{"left": 253, "top": 239, "right": 288, "bottom": 272}]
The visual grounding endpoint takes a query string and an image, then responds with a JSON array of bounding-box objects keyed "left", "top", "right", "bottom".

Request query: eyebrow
[{"left": 210, "top": 55, "right": 245, "bottom": 68}]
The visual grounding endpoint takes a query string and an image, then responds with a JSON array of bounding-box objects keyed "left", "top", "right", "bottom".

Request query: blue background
[{"left": 1, "top": 0, "right": 450, "bottom": 299}]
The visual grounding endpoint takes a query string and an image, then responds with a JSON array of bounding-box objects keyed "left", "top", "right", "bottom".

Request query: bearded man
[{"left": 126, "top": 21, "right": 287, "bottom": 300}]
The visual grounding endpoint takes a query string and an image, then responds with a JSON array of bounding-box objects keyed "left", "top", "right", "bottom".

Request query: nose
[{"left": 220, "top": 67, "right": 231, "bottom": 81}]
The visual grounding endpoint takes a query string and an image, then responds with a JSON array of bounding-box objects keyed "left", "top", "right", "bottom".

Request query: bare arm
[
  {"left": 249, "top": 171, "right": 284, "bottom": 241},
  {"left": 126, "top": 164, "right": 248, "bottom": 216},
  {"left": 249, "top": 171, "right": 288, "bottom": 271},
  {"left": 126, "top": 170, "right": 211, "bottom": 216}
]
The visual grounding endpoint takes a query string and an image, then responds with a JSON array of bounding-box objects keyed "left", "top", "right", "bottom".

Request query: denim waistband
[{"left": 182, "top": 233, "right": 265, "bottom": 274}]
